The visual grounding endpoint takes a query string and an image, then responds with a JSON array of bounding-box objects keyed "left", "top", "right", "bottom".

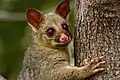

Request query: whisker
[{"left": 47, "top": 38, "right": 55, "bottom": 40}]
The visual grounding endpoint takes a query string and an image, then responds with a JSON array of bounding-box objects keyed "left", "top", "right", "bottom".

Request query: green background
[{"left": 0, "top": 0, "right": 74, "bottom": 80}]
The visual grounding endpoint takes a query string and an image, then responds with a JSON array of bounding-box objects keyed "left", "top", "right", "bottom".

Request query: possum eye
[
  {"left": 62, "top": 23, "right": 69, "bottom": 31},
  {"left": 46, "top": 27, "right": 55, "bottom": 37}
]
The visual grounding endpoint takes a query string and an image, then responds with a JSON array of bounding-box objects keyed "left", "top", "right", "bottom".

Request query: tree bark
[{"left": 75, "top": 0, "right": 120, "bottom": 80}]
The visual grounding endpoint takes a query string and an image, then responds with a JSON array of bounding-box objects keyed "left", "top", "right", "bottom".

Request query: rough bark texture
[{"left": 75, "top": 0, "right": 120, "bottom": 80}]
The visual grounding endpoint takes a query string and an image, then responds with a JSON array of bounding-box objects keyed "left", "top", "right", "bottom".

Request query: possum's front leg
[{"left": 49, "top": 56, "right": 105, "bottom": 80}]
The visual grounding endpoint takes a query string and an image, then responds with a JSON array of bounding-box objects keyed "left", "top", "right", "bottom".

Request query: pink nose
[{"left": 59, "top": 33, "right": 69, "bottom": 43}]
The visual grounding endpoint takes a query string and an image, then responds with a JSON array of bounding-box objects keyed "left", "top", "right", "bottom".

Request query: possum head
[{"left": 26, "top": 0, "right": 71, "bottom": 48}]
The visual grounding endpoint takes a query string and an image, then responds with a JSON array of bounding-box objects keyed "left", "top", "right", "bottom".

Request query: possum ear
[
  {"left": 26, "top": 8, "right": 44, "bottom": 32},
  {"left": 55, "top": 0, "right": 70, "bottom": 19}
]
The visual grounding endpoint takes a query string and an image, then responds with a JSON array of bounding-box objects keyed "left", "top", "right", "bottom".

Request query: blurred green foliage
[{"left": 0, "top": 0, "right": 74, "bottom": 80}]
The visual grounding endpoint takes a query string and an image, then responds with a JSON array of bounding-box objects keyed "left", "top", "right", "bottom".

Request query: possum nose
[{"left": 59, "top": 33, "right": 69, "bottom": 43}]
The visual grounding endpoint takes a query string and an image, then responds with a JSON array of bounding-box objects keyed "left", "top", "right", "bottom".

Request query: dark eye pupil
[
  {"left": 62, "top": 23, "right": 69, "bottom": 31},
  {"left": 46, "top": 28, "right": 55, "bottom": 37}
]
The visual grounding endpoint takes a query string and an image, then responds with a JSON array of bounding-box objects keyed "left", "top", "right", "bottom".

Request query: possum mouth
[
  {"left": 55, "top": 33, "right": 71, "bottom": 44},
  {"left": 56, "top": 36, "right": 71, "bottom": 46}
]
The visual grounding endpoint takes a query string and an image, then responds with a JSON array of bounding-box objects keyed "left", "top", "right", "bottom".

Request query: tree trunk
[{"left": 75, "top": 0, "right": 120, "bottom": 80}]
